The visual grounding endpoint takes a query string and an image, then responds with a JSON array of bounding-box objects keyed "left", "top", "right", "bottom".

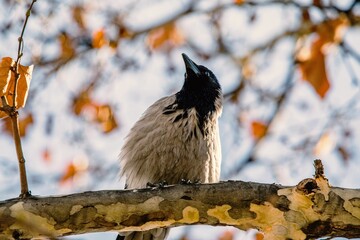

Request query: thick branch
[{"left": 0, "top": 179, "right": 359, "bottom": 240}]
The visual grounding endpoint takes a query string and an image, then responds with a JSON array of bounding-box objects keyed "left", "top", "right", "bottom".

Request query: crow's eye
[
  {"left": 204, "top": 72, "right": 210, "bottom": 77},
  {"left": 184, "top": 73, "right": 188, "bottom": 78}
]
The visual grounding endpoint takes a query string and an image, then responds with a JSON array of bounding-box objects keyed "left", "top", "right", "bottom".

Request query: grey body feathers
[
  {"left": 118, "top": 54, "right": 222, "bottom": 240},
  {"left": 120, "top": 95, "right": 222, "bottom": 188}
]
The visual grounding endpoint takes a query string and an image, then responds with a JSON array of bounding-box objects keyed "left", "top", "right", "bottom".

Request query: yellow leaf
[
  {"left": 251, "top": 121, "right": 268, "bottom": 140},
  {"left": 147, "top": 22, "right": 184, "bottom": 50},
  {"left": 92, "top": 29, "right": 108, "bottom": 49}
]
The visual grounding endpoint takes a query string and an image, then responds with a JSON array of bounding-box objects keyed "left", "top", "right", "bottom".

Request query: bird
[{"left": 117, "top": 53, "right": 223, "bottom": 240}]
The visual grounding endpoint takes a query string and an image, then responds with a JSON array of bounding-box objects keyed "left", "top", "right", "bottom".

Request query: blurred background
[{"left": 0, "top": 0, "right": 359, "bottom": 239}]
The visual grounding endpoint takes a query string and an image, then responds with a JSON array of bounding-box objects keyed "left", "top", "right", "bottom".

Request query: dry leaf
[
  {"left": 314, "top": 132, "right": 335, "bottom": 156},
  {"left": 42, "top": 148, "right": 52, "bottom": 163},
  {"left": 234, "top": 0, "right": 244, "bottom": 4},
  {"left": 92, "top": 29, "right": 108, "bottom": 49},
  {"left": 94, "top": 104, "right": 118, "bottom": 133},
  {"left": 72, "top": 88, "right": 92, "bottom": 115},
  {"left": 72, "top": 5, "right": 86, "bottom": 30},
  {"left": 0, "top": 57, "right": 33, "bottom": 117},
  {"left": 60, "top": 156, "right": 89, "bottom": 184},
  {"left": 316, "top": 15, "right": 349, "bottom": 44},
  {"left": 59, "top": 32, "right": 75, "bottom": 60},
  {"left": 72, "top": 89, "right": 118, "bottom": 133},
  {"left": 337, "top": 145, "right": 350, "bottom": 163},
  {"left": 255, "top": 232, "right": 264, "bottom": 240},
  {"left": 147, "top": 22, "right": 184, "bottom": 50},
  {"left": 60, "top": 162, "right": 77, "bottom": 184},
  {"left": 218, "top": 230, "right": 234, "bottom": 240},
  {"left": 6, "top": 63, "right": 34, "bottom": 108},
  {"left": 297, "top": 16, "right": 348, "bottom": 99},
  {"left": 298, "top": 39, "right": 329, "bottom": 98},
  {"left": 0, "top": 57, "right": 14, "bottom": 96},
  {"left": 251, "top": 121, "right": 268, "bottom": 140}
]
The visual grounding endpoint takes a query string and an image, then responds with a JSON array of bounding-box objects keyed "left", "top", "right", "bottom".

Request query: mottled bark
[{"left": 0, "top": 176, "right": 359, "bottom": 240}]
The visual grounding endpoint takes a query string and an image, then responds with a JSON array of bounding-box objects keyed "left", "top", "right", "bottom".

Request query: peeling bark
[{"left": 0, "top": 177, "right": 360, "bottom": 240}]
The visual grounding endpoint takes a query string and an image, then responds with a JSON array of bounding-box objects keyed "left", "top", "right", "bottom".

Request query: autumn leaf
[
  {"left": 0, "top": 57, "right": 14, "bottom": 96},
  {"left": 297, "top": 16, "right": 348, "bottom": 99},
  {"left": 0, "top": 57, "right": 33, "bottom": 118},
  {"left": 95, "top": 104, "right": 118, "bottom": 133},
  {"left": 60, "top": 156, "right": 89, "bottom": 184},
  {"left": 3, "top": 112, "right": 34, "bottom": 137},
  {"left": 147, "top": 22, "right": 184, "bottom": 50},
  {"left": 72, "top": 5, "right": 86, "bottom": 30},
  {"left": 234, "top": 0, "right": 244, "bottom": 4},
  {"left": 72, "top": 88, "right": 92, "bottom": 115},
  {"left": 92, "top": 29, "right": 108, "bottom": 49},
  {"left": 59, "top": 32, "right": 75, "bottom": 60},
  {"left": 218, "top": 230, "right": 233, "bottom": 240},
  {"left": 337, "top": 145, "right": 350, "bottom": 163},
  {"left": 255, "top": 232, "right": 265, "bottom": 240},
  {"left": 251, "top": 121, "right": 268, "bottom": 140},
  {"left": 316, "top": 15, "right": 349, "bottom": 44},
  {"left": 42, "top": 148, "right": 52, "bottom": 163},
  {"left": 60, "top": 162, "right": 77, "bottom": 184},
  {"left": 72, "top": 88, "right": 119, "bottom": 133},
  {"left": 314, "top": 132, "right": 335, "bottom": 156},
  {"left": 298, "top": 39, "right": 329, "bottom": 99}
]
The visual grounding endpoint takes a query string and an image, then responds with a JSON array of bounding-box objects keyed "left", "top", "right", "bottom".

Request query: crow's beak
[{"left": 182, "top": 53, "right": 201, "bottom": 77}]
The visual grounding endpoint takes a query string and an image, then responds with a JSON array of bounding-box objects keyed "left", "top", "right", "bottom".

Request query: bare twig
[{"left": 3, "top": 0, "right": 37, "bottom": 198}]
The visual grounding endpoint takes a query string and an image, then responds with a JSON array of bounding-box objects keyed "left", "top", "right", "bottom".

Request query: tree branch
[{"left": 1, "top": 160, "right": 359, "bottom": 240}]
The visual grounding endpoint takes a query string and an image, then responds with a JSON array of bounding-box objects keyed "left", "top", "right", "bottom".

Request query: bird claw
[
  {"left": 146, "top": 180, "right": 168, "bottom": 188},
  {"left": 180, "top": 179, "right": 201, "bottom": 185}
]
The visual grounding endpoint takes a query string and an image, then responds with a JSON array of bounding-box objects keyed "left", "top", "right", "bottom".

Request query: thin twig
[{"left": 6, "top": 0, "right": 37, "bottom": 198}]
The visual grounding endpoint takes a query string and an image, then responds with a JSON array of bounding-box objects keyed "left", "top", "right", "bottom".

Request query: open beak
[{"left": 182, "top": 53, "right": 201, "bottom": 77}]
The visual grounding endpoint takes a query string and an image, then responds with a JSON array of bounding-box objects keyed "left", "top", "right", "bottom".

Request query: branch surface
[{"left": 1, "top": 178, "right": 359, "bottom": 240}]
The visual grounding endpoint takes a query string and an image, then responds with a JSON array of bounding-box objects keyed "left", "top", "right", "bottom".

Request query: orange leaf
[
  {"left": 218, "top": 230, "right": 233, "bottom": 240},
  {"left": 42, "top": 148, "right": 52, "bottom": 163},
  {"left": 95, "top": 104, "right": 118, "bottom": 133},
  {"left": 298, "top": 39, "right": 330, "bottom": 98},
  {"left": 92, "top": 29, "right": 108, "bottom": 49},
  {"left": 251, "top": 121, "right": 268, "bottom": 140},
  {"left": 60, "top": 162, "right": 77, "bottom": 184},
  {"left": 0, "top": 57, "right": 14, "bottom": 96},
  {"left": 255, "top": 232, "right": 264, "bottom": 240},
  {"left": 147, "top": 22, "right": 184, "bottom": 50},
  {"left": 58, "top": 32, "right": 75, "bottom": 60},
  {"left": 72, "top": 5, "right": 86, "bottom": 30},
  {"left": 0, "top": 57, "right": 33, "bottom": 117},
  {"left": 72, "top": 88, "right": 92, "bottom": 115},
  {"left": 316, "top": 16, "right": 349, "bottom": 44},
  {"left": 234, "top": 0, "right": 244, "bottom": 4},
  {"left": 337, "top": 145, "right": 350, "bottom": 163}
]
